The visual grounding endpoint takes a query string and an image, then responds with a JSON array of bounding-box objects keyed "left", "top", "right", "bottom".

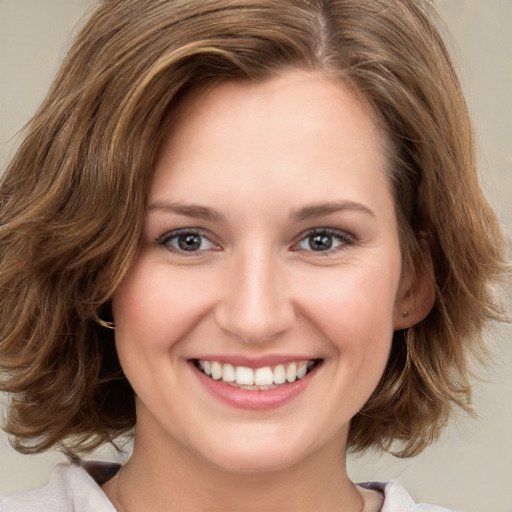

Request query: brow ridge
[
  {"left": 147, "top": 201, "right": 226, "bottom": 222},
  {"left": 291, "top": 200, "right": 375, "bottom": 221},
  {"left": 147, "top": 199, "right": 374, "bottom": 223}
]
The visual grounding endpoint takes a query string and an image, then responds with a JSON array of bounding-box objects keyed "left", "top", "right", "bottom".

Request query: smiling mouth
[{"left": 193, "top": 359, "right": 321, "bottom": 390}]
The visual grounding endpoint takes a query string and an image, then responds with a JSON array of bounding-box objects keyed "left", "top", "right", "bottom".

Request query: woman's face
[{"left": 113, "top": 70, "right": 414, "bottom": 473}]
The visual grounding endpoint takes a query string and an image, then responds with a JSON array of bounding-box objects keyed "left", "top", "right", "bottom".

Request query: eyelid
[
  {"left": 291, "top": 227, "right": 355, "bottom": 254},
  {"left": 156, "top": 228, "right": 220, "bottom": 255},
  {"left": 155, "top": 226, "right": 355, "bottom": 257}
]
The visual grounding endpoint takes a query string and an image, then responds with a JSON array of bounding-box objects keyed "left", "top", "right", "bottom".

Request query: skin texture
[{"left": 105, "top": 70, "right": 430, "bottom": 512}]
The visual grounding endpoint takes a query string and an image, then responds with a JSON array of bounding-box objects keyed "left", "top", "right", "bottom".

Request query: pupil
[
  {"left": 178, "top": 234, "right": 201, "bottom": 251},
  {"left": 310, "top": 234, "right": 332, "bottom": 251}
]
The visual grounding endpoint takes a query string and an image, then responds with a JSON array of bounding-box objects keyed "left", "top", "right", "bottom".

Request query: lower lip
[{"left": 192, "top": 363, "right": 319, "bottom": 410}]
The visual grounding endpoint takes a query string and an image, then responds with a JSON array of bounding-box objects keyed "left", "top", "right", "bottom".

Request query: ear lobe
[{"left": 393, "top": 245, "right": 436, "bottom": 330}]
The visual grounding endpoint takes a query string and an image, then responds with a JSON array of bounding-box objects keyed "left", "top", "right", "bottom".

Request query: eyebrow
[
  {"left": 291, "top": 200, "right": 375, "bottom": 221},
  {"left": 147, "top": 199, "right": 375, "bottom": 222},
  {"left": 147, "top": 201, "right": 227, "bottom": 222}
]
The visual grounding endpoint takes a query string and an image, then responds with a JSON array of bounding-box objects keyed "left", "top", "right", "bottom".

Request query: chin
[
  {"left": 207, "top": 448, "right": 303, "bottom": 475},
  {"left": 194, "top": 430, "right": 313, "bottom": 475}
]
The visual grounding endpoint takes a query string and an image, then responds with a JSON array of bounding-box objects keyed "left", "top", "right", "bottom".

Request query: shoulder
[
  {"left": 0, "top": 461, "right": 120, "bottom": 512},
  {"left": 360, "top": 480, "right": 464, "bottom": 512}
]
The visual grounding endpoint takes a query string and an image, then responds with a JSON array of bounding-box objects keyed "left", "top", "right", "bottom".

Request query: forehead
[
  {"left": 150, "top": 69, "right": 392, "bottom": 216},
  {"left": 162, "top": 70, "right": 384, "bottom": 157}
]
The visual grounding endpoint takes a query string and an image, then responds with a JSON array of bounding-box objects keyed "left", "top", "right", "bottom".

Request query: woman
[{"left": 0, "top": 1, "right": 509, "bottom": 511}]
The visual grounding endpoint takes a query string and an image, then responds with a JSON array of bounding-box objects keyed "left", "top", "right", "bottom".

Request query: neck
[{"left": 104, "top": 428, "right": 365, "bottom": 512}]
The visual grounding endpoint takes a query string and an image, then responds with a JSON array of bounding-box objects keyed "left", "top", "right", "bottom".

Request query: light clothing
[
  {"left": 0, "top": 462, "right": 461, "bottom": 512},
  {"left": 360, "top": 481, "right": 462, "bottom": 512},
  {"left": 0, "top": 462, "right": 118, "bottom": 512}
]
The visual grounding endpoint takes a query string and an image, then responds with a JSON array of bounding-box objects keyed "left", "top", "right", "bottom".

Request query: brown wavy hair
[{"left": 0, "top": 0, "right": 508, "bottom": 457}]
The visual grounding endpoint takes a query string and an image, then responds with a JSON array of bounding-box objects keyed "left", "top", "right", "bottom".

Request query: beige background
[{"left": 0, "top": 1, "right": 511, "bottom": 510}]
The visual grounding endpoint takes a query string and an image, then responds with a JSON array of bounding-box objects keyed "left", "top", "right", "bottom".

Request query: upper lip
[{"left": 189, "top": 355, "right": 321, "bottom": 368}]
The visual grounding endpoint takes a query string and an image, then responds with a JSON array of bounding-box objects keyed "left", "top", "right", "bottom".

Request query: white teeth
[
  {"left": 235, "top": 366, "right": 254, "bottom": 386},
  {"left": 201, "top": 360, "right": 212, "bottom": 376},
  {"left": 296, "top": 362, "right": 308, "bottom": 379},
  {"left": 222, "top": 363, "right": 235, "bottom": 382},
  {"left": 197, "top": 359, "right": 317, "bottom": 388},
  {"left": 273, "top": 364, "right": 286, "bottom": 384},
  {"left": 211, "top": 361, "right": 222, "bottom": 380},
  {"left": 254, "top": 367, "right": 273, "bottom": 386},
  {"left": 286, "top": 362, "right": 297, "bottom": 383}
]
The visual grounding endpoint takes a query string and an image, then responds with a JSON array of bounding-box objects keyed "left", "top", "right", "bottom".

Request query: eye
[
  {"left": 295, "top": 228, "right": 353, "bottom": 254},
  {"left": 157, "top": 229, "right": 217, "bottom": 254}
]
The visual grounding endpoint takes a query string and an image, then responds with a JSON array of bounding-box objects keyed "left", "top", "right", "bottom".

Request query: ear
[{"left": 393, "top": 237, "right": 436, "bottom": 330}]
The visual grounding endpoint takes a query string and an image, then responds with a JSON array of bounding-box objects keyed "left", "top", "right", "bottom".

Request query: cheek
[
  {"left": 111, "top": 256, "right": 218, "bottom": 351},
  {"left": 289, "top": 260, "right": 401, "bottom": 429},
  {"left": 297, "top": 260, "right": 400, "bottom": 355}
]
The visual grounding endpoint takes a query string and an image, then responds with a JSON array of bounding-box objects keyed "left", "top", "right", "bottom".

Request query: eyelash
[
  {"left": 156, "top": 227, "right": 355, "bottom": 256},
  {"left": 292, "top": 228, "right": 355, "bottom": 255},
  {"left": 157, "top": 228, "right": 218, "bottom": 256}
]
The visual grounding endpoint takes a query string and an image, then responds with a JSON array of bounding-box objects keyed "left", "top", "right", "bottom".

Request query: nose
[{"left": 214, "top": 247, "right": 295, "bottom": 344}]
